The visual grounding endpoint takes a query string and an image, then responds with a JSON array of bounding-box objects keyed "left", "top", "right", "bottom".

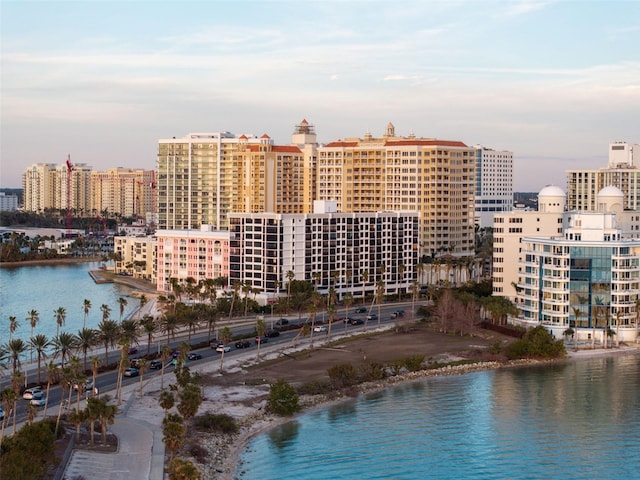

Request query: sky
[{"left": 1, "top": 0, "right": 639, "bottom": 191}]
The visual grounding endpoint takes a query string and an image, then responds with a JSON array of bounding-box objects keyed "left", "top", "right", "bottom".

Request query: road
[{"left": 2, "top": 301, "right": 414, "bottom": 425}]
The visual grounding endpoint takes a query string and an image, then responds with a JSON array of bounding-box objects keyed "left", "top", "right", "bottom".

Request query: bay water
[
  {"left": 238, "top": 354, "right": 640, "bottom": 479},
  {"left": 0, "top": 262, "right": 137, "bottom": 355}
]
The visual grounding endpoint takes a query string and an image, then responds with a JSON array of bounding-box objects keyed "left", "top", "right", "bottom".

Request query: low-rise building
[{"left": 113, "top": 235, "right": 157, "bottom": 283}]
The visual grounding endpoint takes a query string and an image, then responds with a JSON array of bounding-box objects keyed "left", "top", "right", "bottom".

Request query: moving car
[
  {"left": 22, "top": 387, "right": 42, "bottom": 400},
  {"left": 265, "top": 329, "right": 280, "bottom": 338},
  {"left": 313, "top": 325, "right": 328, "bottom": 333},
  {"left": 355, "top": 307, "right": 367, "bottom": 313},
  {"left": 349, "top": 318, "right": 364, "bottom": 325},
  {"left": 123, "top": 367, "right": 139, "bottom": 377},
  {"left": 74, "top": 379, "right": 94, "bottom": 392},
  {"left": 30, "top": 392, "right": 46, "bottom": 407},
  {"left": 366, "top": 314, "right": 378, "bottom": 321},
  {"left": 275, "top": 318, "right": 289, "bottom": 327},
  {"left": 235, "top": 339, "right": 252, "bottom": 349},
  {"left": 255, "top": 336, "right": 268, "bottom": 344},
  {"left": 130, "top": 358, "right": 142, "bottom": 368},
  {"left": 216, "top": 344, "right": 231, "bottom": 353},
  {"left": 187, "top": 352, "right": 202, "bottom": 360},
  {"left": 149, "top": 360, "right": 162, "bottom": 370}
]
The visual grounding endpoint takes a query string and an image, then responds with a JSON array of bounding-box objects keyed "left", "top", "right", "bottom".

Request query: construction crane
[{"left": 65, "top": 155, "right": 73, "bottom": 237}]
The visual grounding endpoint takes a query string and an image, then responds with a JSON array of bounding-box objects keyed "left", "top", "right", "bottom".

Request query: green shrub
[
  {"left": 359, "top": 361, "right": 387, "bottom": 382},
  {"left": 403, "top": 354, "right": 425, "bottom": 372},
  {"left": 193, "top": 412, "right": 239, "bottom": 434},
  {"left": 327, "top": 363, "right": 359, "bottom": 388},
  {"left": 505, "top": 326, "right": 566, "bottom": 360},
  {"left": 297, "top": 379, "right": 333, "bottom": 395},
  {"left": 0, "top": 419, "right": 56, "bottom": 480},
  {"left": 267, "top": 379, "right": 301, "bottom": 416}
]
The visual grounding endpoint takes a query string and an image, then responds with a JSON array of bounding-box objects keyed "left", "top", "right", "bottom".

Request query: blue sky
[{"left": 1, "top": 0, "right": 639, "bottom": 190}]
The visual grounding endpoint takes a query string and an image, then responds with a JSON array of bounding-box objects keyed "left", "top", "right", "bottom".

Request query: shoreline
[
  {"left": 222, "top": 345, "right": 640, "bottom": 479},
  {"left": 0, "top": 257, "right": 103, "bottom": 268}
]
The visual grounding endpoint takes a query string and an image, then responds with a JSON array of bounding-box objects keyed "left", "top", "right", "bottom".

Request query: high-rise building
[
  {"left": 316, "top": 123, "right": 476, "bottom": 258},
  {"left": 22, "top": 161, "right": 92, "bottom": 213},
  {"left": 474, "top": 145, "right": 513, "bottom": 228},
  {"left": 90, "top": 168, "right": 156, "bottom": 219},
  {"left": 567, "top": 141, "right": 640, "bottom": 211},
  {"left": 0, "top": 192, "right": 19, "bottom": 211},
  {"left": 157, "top": 124, "right": 317, "bottom": 230},
  {"left": 229, "top": 201, "right": 419, "bottom": 304}
]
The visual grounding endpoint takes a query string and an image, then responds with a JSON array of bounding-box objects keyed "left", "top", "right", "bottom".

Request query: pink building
[{"left": 155, "top": 226, "right": 230, "bottom": 293}]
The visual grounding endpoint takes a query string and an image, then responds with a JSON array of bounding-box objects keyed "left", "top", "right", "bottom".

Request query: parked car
[
  {"left": 235, "top": 339, "right": 252, "bottom": 349},
  {"left": 149, "top": 360, "right": 162, "bottom": 370},
  {"left": 22, "top": 387, "right": 42, "bottom": 400},
  {"left": 265, "top": 329, "right": 280, "bottom": 338},
  {"left": 349, "top": 318, "right": 364, "bottom": 325},
  {"left": 123, "top": 367, "right": 139, "bottom": 377},
  {"left": 313, "top": 325, "right": 328, "bottom": 333},
  {"left": 30, "top": 392, "right": 46, "bottom": 407},
  {"left": 275, "top": 318, "right": 289, "bottom": 327},
  {"left": 216, "top": 344, "right": 231, "bottom": 353},
  {"left": 255, "top": 336, "right": 268, "bottom": 344},
  {"left": 187, "top": 352, "right": 202, "bottom": 360}
]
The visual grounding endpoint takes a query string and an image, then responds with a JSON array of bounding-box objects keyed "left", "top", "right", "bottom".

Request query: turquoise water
[
  {"left": 238, "top": 355, "right": 640, "bottom": 479},
  {"left": 0, "top": 262, "right": 137, "bottom": 351}
]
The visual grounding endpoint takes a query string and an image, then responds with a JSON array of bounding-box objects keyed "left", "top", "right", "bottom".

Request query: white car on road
[
  {"left": 216, "top": 344, "right": 231, "bottom": 353},
  {"left": 313, "top": 325, "right": 328, "bottom": 333},
  {"left": 22, "top": 387, "right": 42, "bottom": 400}
]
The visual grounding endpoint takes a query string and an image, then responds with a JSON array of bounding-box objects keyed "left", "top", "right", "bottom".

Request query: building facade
[
  {"left": 155, "top": 226, "right": 230, "bottom": 293},
  {"left": 474, "top": 145, "right": 514, "bottom": 228},
  {"left": 113, "top": 235, "right": 157, "bottom": 282},
  {"left": 91, "top": 168, "right": 156, "bottom": 219},
  {"left": 157, "top": 124, "right": 317, "bottom": 231},
  {"left": 22, "top": 162, "right": 93, "bottom": 213},
  {"left": 229, "top": 202, "right": 419, "bottom": 305},
  {"left": 316, "top": 123, "right": 475, "bottom": 258},
  {"left": 567, "top": 141, "right": 640, "bottom": 211},
  {"left": 0, "top": 192, "right": 19, "bottom": 211}
]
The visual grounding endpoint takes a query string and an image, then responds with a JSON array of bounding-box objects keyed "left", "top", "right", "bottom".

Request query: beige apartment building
[
  {"left": 23, "top": 161, "right": 92, "bottom": 213},
  {"left": 316, "top": 123, "right": 476, "bottom": 258},
  {"left": 113, "top": 235, "right": 157, "bottom": 282},
  {"left": 567, "top": 142, "right": 640, "bottom": 211},
  {"left": 157, "top": 122, "right": 317, "bottom": 230},
  {"left": 91, "top": 168, "right": 156, "bottom": 219}
]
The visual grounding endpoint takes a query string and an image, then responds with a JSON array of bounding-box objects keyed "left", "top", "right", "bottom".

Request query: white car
[
  {"left": 30, "top": 392, "right": 46, "bottom": 407},
  {"left": 216, "top": 344, "right": 231, "bottom": 353},
  {"left": 313, "top": 325, "right": 328, "bottom": 333},
  {"left": 22, "top": 387, "right": 42, "bottom": 400}
]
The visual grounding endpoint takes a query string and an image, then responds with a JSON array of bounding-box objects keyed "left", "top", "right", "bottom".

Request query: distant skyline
[{"left": 1, "top": 0, "right": 639, "bottom": 190}]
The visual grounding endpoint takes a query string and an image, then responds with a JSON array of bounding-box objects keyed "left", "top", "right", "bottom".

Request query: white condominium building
[
  {"left": 229, "top": 202, "right": 419, "bottom": 304},
  {"left": 474, "top": 145, "right": 513, "bottom": 228}
]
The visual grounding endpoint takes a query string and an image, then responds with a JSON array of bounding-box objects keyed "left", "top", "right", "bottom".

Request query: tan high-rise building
[
  {"left": 567, "top": 142, "right": 640, "bottom": 211},
  {"left": 157, "top": 124, "right": 316, "bottom": 230},
  {"left": 316, "top": 123, "right": 476, "bottom": 258},
  {"left": 90, "top": 168, "right": 156, "bottom": 218},
  {"left": 23, "top": 161, "right": 92, "bottom": 214}
]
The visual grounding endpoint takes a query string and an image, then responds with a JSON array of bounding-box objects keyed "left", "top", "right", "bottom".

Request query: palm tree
[
  {"left": 30, "top": 334, "right": 51, "bottom": 384},
  {"left": 27, "top": 309, "right": 39, "bottom": 362},
  {"left": 168, "top": 458, "right": 200, "bottom": 480},
  {"left": 115, "top": 341, "right": 130, "bottom": 405},
  {"left": 137, "top": 358, "right": 148, "bottom": 396},
  {"left": 160, "top": 345, "right": 171, "bottom": 390},
  {"left": 100, "top": 303, "right": 112, "bottom": 322},
  {"left": 571, "top": 307, "right": 583, "bottom": 351},
  {"left": 119, "top": 318, "right": 139, "bottom": 348},
  {"left": 117, "top": 296, "right": 128, "bottom": 321},
  {"left": 218, "top": 326, "right": 232, "bottom": 372},
  {"left": 286, "top": 270, "right": 295, "bottom": 313},
  {"left": 42, "top": 361, "right": 58, "bottom": 420},
  {"left": 53, "top": 332, "right": 78, "bottom": 368},
  {"left": 0, "top": 387, "right": 16, "bottom": 443},
  {"left": 343, "top": 292, "right": 354, "bottom": 334},
  {"left": 361, "top": 270, "right": 369, "bottom": 304},
  {"left": 77, "top": 328, "right": 97, "bottom": 372},
  {"left": 91, "top": 356, "right": 101, "bottom": 398},
  {"left": 54, "top": 306, "right": 67, "bottom": 338},
  {"left": 161, "top": 314, "right": 180, "bottom": 347},
  {"left": 163, "top": 416, "right": 186, "bottom": 462},
  {"left": 375, "top": 279, "right": 385, "bottom": 328},
  {"left": 159, "top": 390, "right": 174, "bottom": 417},
  {"left": 397, "top": 263, "right": 406, "bottom": 300},
  {"left": 4, "top": 338, "right": 26, "bottom": 372},
  {"left": 10, "top": 370, "right": 23, "bottom": 433},
  {"left": 228, "top": 281, "right": 241, "bottom": 321},
  {"left": 91, "top": 396, "right": 118, "bottom": 445},
  {"left": 97, "top": 319, "right": 120, "bottom": 366},
  {"left": 9, "top": 316, "right": 19, "bottom": 341},
  {"left": 140, "top": 315, "right": 157, "bottom": 356},
  {"left": 83, "top": 299, "right": 92, "bottom": 330}
]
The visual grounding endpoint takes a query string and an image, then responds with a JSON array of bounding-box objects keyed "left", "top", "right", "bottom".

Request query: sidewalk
[{"left": 62, "top": 386, "right": 165, "bottom": 480}]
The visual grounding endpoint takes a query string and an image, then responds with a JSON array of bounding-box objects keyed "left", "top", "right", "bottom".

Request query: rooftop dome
[
  {"left": 538, "top": 185, "right": 565, "bottom": 197},
  {"left": 597, "top": 186, "right": 624, "bottom": 197}
]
